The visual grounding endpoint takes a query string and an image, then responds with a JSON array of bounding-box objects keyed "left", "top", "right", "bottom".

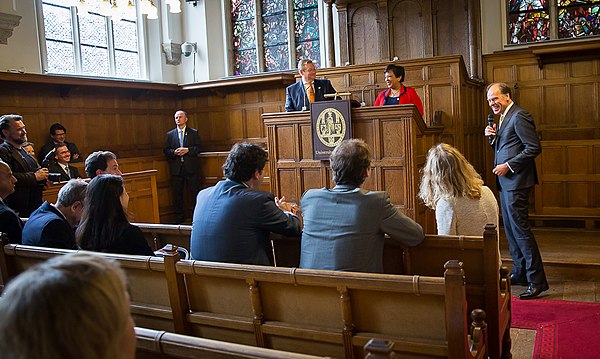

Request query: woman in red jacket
[{"left": 374, "top": 64, "right": 424, "bottom": 116}]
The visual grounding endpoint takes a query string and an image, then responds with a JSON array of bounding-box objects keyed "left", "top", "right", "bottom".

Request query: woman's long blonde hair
[{"left": 418, "top": 143, "right": 484, "bottom": 209}]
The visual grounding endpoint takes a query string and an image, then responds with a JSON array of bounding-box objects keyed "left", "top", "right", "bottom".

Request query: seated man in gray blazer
[{"left": 300, "top": 139, "right": 424, "bottom": 273}]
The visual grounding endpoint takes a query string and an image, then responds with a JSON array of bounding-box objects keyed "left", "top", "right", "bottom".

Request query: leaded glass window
[
  {"left": 558, "top": 0, "right": 600, "bottom": 38},
  {"left": 229, "top": 0, "right": 322, "bottom": 75},
  {"left": 40, "top": 0, "right": 143, "bottom": 79},
  {"left": 507, "top": 0, "right": 599, "bottom": 44}
]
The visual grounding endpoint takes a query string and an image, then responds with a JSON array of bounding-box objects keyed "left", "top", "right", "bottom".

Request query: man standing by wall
[
  {"left": 285, "top": 59, "right": 337, "bottom": 112},
  {"left": 0, "top": 114, "right": 49, "bottom": 217},
  {"left": 485, "top": 82, "right": 548, "bottom": 300},
  {"left": 164, "top": 110, "right": 202, "bottom": 224}
]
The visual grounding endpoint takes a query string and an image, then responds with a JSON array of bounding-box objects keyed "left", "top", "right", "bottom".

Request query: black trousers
[{"left": 170, "top": 165, "right": 200, "bottom": 223}]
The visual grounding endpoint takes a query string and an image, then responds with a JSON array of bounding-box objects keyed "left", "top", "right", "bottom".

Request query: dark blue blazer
[
  {"left": 0, "top": 200, "right": 23, "bottom": 244},
  {"left": 190, "top": 179, "right": 302, "bottom": 265},
  {"left": 164, "top": 127, "right": 202, "bottom": 175},
  {"left": 285, "top": 79, "right": 337, "bottom": 112},
  {"left": 22, "top": 201, "right": 77, "bottom": 249},
  {"left": 491, "top": 104, "right": 541, "bottom": 191}
]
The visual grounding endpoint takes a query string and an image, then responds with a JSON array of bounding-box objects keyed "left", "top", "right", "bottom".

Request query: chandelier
[{"left": 68, "top": 0, "right": 181, "bottom": 21}]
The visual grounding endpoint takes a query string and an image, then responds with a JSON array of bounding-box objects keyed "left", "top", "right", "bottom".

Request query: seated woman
[
  {"left": 76, "top": 175, "right": 154, "bottom": 256},
  {"left": 374, "top": 64, "right": 424, "bottom": 116},
  {"left": 418, "top": 143, "right": 499, "bottom": 237},
  {"left": 0, "top": 252, "right": 136, "bottom": 359}
]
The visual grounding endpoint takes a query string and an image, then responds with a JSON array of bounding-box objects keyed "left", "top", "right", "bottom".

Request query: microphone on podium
[
  {"left": 487, "top": 114, "right": 495, "bottom": 145},
  {"left": 361, "top": 84, "right": 379, "bottom": 107}
]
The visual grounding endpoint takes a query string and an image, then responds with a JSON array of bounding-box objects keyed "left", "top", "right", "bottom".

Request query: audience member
[
  {"left": 374, "top": 64, "right": 424, "bottom": 116},
  {"left": 46, "top": 142, "right": 81, "bottom": 181},
  {"left": 38, "top": 123, "right": 82, "bottom": 164},
  {"left": 22, "top": 141, "right": 39, "bottom": 163},
  {"left": 418, "top": 143, "right": 499, "bottom": 237},
  {"left": 85, "top": 150, "right": 122, "bottom": 179},
  {"left": 285, "top": 58, "right": 337, "bottom": 112},
  {"left": 22, "top": 179, "right": 87, "bottom": 249},
  {"left": 300, "top": 139, "right": 424, "bottom": 273},
  {"left": 190, "top": 142, "right": 301, "bottom": 265},
  {"left": 0, "top": 114, "right": 48, "bottom": 217},
  {"left": 0, "top": 160, "right": 23, "bottom": 244},
  {"left": 164, "top": 110, "right": 201, "bottom": 224},
  {"left": 76, "top": 174, "right": 153, "bottom": 256},
  {"left": 485, "top": 82, "right": 547, "bottom": 300},
  {"left": 0, "top": 252, "right": 136, "bottom": 359}
]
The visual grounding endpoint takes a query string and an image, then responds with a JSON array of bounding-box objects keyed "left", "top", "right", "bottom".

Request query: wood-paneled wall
[{"left": 483, "top": 42, "right": 600, "bottom": 221}]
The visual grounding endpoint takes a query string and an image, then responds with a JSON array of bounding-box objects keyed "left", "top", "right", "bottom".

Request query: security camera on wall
[{"left": 181, "top": 42, "right": 197, "bottom": 57}]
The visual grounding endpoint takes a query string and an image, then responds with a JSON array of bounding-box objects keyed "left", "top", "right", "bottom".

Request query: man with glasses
[{"left": 39, "top": 123, "right": 82, "bottom": 164}]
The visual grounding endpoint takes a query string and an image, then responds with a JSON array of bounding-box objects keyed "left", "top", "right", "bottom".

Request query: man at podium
[{"left": 285, "top": 59, "right": 337, "bottom": 112}]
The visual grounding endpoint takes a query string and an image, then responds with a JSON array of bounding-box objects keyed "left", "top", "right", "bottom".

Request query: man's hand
[
  {"left": 174, "top": 147, "right": 189, "bottom": 156},
  {"left": 485, "top": 123, "right": 496, "bottom": 137},
  {"left": 275, "top": 196, "right": 301, "bottom": 215},
  {"left": 35, "top": 167, "right": 49, "bottom": 181},
  {"left": 492, "top": 163, "right": 510, "bottom": 176}
]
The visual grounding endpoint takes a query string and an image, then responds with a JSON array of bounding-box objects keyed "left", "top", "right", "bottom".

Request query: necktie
[
  {"left": 308, "top": 83, "right": 315, "bottom": 103},
  {"left": 498, "top": 114, "right": 505, "bottom": 130},
  {"left": 65, "top": 166, "right": 70, "bottom": 179},
  {"left": 179, "top": 130, "right": 184, "bottom": 147}
]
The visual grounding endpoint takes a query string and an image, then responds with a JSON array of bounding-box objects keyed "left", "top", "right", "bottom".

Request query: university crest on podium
[{"left": 310, "top": 100, "right": 352, "bottom": 160}]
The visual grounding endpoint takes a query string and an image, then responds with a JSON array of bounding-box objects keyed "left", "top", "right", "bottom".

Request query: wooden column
[{"left": 325, "top": 0, "right": 336, "bottom": 67}]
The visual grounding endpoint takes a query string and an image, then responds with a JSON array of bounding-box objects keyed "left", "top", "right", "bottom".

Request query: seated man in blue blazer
[
  {"left": 22, "top": 179, "right": 87, "bottom": 249},
  {"left": 285, "top": 58, "right": 337, "bottom": 112},
  {"left": 0, "top": 160, "right": 23, "bottom": 244},
  {"left": 190, "top": 142, "right": 302, "bottom": 265},
  {"left": 300, "top": 139, "right": 425, "bottom": 273}
]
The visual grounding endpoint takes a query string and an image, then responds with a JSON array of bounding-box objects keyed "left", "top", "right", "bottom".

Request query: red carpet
[{"left": 512, "top": 298, "right": 600, "bottom": 358}]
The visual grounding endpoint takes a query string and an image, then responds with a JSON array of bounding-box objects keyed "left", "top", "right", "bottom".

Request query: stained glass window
[
  {"left": 557, "top": 0, "right": 600, "bottom": 38},
  {"left": 40, "top": 0, "right": 142, "bottom": 79},
  {"left": 507, "top": 0, "right": 550, "bottom": 44},
  {"left": 230, "top": 0, "right": 321, "bottom": 75}
]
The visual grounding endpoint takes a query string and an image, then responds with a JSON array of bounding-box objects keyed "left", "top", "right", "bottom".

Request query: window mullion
[
  {"left": 71, "top": 6, "right": 82, "bottom": 73},
  {"left": 107, "top": 18, "right": 116, "bottom": 77},
  {"left": 549, "top": 0, "right": 558, "bottom": 40},
  {"left": 255, "top": 0, "right": 265, "bottom": 73},
  {"left": 286, "top": 0, "right": 295, "bottom": 70}
]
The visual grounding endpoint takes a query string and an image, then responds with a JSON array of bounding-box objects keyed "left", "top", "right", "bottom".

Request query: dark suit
[
  {"left": 39, "top": 140, "right": 82, "bottom": 164},
  {"left": 22, "top": 201, "right": 77, "bottom": 249},
  {"left": 0, "top": 142, "right": 44, "bottom": 217},
  {"left": 0, "top": 199, "right": 24, "bottom": 244},
  {"left": 164, "top": 126, "right": 202, "bottom": 223},
  {"left": 285, "top": 79, "right": 337, "bottom": 112},
  {"left": 190, "top": 179, "right": 302, "bottom": 265},
  {"left": 300, "top": 185, "right": 424, "bottom": 273},
  {"left": 491, "top": 103, "right": 547, "bottom": 286},
  {"left": 47, "top": 162, "right": 81, "bottom": 181}
]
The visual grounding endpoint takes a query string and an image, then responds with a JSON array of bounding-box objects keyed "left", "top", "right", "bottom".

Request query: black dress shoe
[
  {"left": 510, "top": 274, "right": 528, "bottom": 286},
  {"left": 518, "top": 283, "right": 549, "bottom": 300}
]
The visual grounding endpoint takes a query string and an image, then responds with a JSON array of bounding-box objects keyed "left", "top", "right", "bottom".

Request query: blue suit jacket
[
  {"left": 0, "top": 199, "right": 23, "bottom": 244},
  {"left": 285, "top": 79, "right": 337, "bottom": 112},
  {"left": 22, "top": 201, "right": 77, "bottom": 249},
  {"left": 190, "top": 179, "right": 302, "bottom": 265},
  {"left": 491, "top": 104, "right": 541, "bottom": 191},
  {"left": 299, "top": 185, "right": 424, "bottom": 273}
]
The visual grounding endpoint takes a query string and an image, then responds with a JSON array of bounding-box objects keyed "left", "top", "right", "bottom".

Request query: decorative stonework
[
  {"left": 162, "top": 41, "right": 182, "bottom": 65},
  {"left": 0, "top": 12, "right": 22, "bottom": 45}
]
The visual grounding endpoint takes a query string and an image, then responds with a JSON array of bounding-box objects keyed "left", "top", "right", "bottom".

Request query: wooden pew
[
  {"left": 0, "top": 239, "right": 184, "bottom": 333},
  {"left": 166, "top": 254, "right": 487, "bottom": 359},
  {"left": 135, "top": 327, "right": 330, "bottom": 359}
]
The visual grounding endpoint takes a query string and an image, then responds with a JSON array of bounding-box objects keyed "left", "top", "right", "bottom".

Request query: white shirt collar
[{"left": 502, "top": 102, "right": 515, "bottom": 117}]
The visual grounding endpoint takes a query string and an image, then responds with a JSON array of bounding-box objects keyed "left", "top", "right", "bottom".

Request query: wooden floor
[{"left": 500, "top": 227, "right": 600, "bottom": 359}]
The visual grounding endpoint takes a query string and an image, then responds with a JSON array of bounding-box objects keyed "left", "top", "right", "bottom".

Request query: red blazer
[{"left": 374, "top": 86, "right": 424, "bottom": 116}]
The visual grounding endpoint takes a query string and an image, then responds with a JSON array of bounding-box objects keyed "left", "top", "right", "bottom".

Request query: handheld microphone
[
  {"left": 487, "top": 114, "right": 495, "bottom": 145},
  {"left": 361, "top": 84, "right": 379, "bottom": 107}
]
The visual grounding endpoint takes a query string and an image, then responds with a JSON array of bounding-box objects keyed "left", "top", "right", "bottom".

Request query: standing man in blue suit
[
  {"left": 485, "top": 82, "right": 548, "bottom": 300},
  {"left": 300, "top": 139, "right": 424, "bottom": 273},
  {"left": 164, "top": 110, "right": 202, "bottom": 224},
  {"left": 190, "top": 143, "right": 301, "bottom": 265},
  {"left": 22, "top": 179, "right": 87, "bottom": 249},
  {"left": 285, "top": 59, "right": 337, "bottom": 112}
]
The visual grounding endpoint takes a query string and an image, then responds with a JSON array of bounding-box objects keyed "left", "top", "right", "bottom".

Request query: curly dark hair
[
  {"left": 330, "top": 139, "right": 371, "bottom": 186},
  {"left": 222, "top": 143, "right": 268, "bottom": 182}
]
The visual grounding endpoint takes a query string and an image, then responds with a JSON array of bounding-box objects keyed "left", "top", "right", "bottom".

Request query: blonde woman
[
  {"left": 0, "top": 252, "right": 136, "bottom": 359},
  {"left": 419, "top": 143, "right": 499, "bottom": 236}
]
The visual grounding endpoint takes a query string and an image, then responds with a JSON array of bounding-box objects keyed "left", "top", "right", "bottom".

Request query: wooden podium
[{"left": 262, "top": 105, "right": 443, "bottom": 232}]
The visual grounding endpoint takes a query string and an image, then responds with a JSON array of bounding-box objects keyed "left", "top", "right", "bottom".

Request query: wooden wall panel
[
  {"left": 350, "top": 5, "right": 380, "bottom": 65},
  {"left": 390, "top": 0, "right": 427, "bottom": 60}
]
